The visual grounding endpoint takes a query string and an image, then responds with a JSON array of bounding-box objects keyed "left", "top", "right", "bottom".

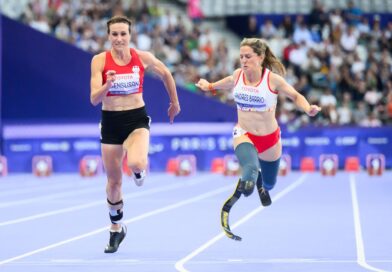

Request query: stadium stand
[{"left": 1, "top": 0, "right": 391, "bottom": 126}]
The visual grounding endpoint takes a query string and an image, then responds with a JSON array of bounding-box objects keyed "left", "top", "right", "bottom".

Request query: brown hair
[
  {"left": 106, "top": 16, "right": 132, "bottom": 34},
  {"left": 240, "top": 38, "right": 286, "bottom": 76}
]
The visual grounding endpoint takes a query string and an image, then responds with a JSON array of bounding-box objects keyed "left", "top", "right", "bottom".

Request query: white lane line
[
  {"left": 0, "top": 186, "right": 104, "bottom": 208},
  {"left": 0, "top": 175, "right": 105, "bottom": 198},
  {"left": 350, "top": 174, "right": 387, "bottom": 272},
  {"left": 8, "top": 258, "right": 392, "bottom": 267},
  {"left": 0, "top": 182, "right": 92, "bottom": 198},
  {"left": 175, "top": 174, "right": 308, "bottom": 272},
  {"left": 0, "top": 174, "right": 215, "bottom": 208},
  {"left": 0, "top": 183, "right": 234, "bottom": 266},
  {"left": 0, "top": 175, "right": 214, "bottom": 227}
]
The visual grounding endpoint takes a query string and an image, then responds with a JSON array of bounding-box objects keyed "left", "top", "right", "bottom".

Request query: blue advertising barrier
[{"left": 2, "top": 124, "right": 391, "bottom": 173}]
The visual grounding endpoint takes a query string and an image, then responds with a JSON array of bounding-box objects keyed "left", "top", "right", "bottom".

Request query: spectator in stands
[
  {"left": 187, "top": 0, "right": 204, "bottom": 24},
  {"left": 308, "top": 0, "right": 328, "bottom": 39},
  {"left": 340, "top": 25, "right": 359, "bottom": 53},
  {"left": 353, "top": 101, "right": 368, "bottom": 124},
  {"left": 29, "top": 13, "right": 51, "bottom": 33},
  {"left": 195, "top": 38, "right": 320, "bottom": 239},
  {"left": 90, "top": 16, "right": 180, "bottom": 253},
  {"left": 260, "top": 19, "right": 277, "bottom": 40},
  {"left": 386, "top": 90, "right": 392, "bottom": 123},
  {"left": 244, "top": 15, "right": 260, "bottom": 38},
  {"left": 344, "top": 0, "right": 362, "bottom": 26},
  {"left": 357, "top": 16, "right": 371, "bottom": 37},
  {"left": 279, "top": 15, "right": 294, "bottom": 39},
  {"left": 293, "top": 21, "right": 313, "bottom": 46},
  {"left": 360, "top": 111, "right": 382, "bottom": 127},
  {"left": 12, "top": 0, "right": 392, "bottom": 126},
  {"left": 337, "top": 101, "right": 352, "bottom": 125}
]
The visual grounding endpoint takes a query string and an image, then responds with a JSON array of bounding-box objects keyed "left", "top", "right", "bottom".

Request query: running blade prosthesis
[{"left": 221, "top": 180, "right": 243, "bottom": 241}]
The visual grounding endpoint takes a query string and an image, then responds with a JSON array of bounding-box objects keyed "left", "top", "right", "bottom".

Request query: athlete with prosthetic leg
[{"left": 196, "top": 38, "right": 320, "bottom": 240}]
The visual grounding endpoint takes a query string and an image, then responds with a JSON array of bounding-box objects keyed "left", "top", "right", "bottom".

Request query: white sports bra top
[{"left": 232, "top": 68, "right": 278, "bottom": 112}]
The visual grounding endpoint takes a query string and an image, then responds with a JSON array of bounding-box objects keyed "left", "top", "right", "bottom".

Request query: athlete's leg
[
  {"left": 234, "top": 142, "right": 260, "bottom": 197},
  {"left": 257, "top": 141, "right": 282, "bottom": 206},
  {"left": 221, "top": 181, "right": 243, "bottom": 241},
  {"left": 221, "top": 141, "right": 258, "bottom": 240},
  {"left": 102, "top": 144, "right": 124, "bottom": 228},
  {"left": 101, "top": 143, "right": 127, "bottom": 253},
  {"left": 258, "top": 158, "right": 280, "bottom": 190},
  {"left": 123, "top": 128, "right": 150, "bottom": 185},
  {"left": 220, "top": 134, "right": 260, "bottom": 241}
]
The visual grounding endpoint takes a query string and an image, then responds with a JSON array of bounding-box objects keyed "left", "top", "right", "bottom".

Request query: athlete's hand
[
  {"left": 168, "top": 102, "right": 181, "bottom": 124},
  {"left": 105, "top": 70, "right": 116, "bottom": 87},
  {"left": 307, "top": 105, "right": 321, "bottom": 117},
  {"left": 195, "top": 78, "right": 210, "bottom": 92}
]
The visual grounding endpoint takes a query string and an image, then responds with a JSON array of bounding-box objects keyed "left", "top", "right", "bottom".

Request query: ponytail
[
  {"left": 264, "top": 46, "right": 286, "bottom": 77},
  {"left": 240, "top": 38, "right": 286, "bottom": 76}
]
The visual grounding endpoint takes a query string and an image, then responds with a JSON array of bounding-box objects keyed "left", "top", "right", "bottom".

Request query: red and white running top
[
  {"left": 232, "top": 68, "right": 278, "bottom": 112},
  {"left": 102, "top": 48, "right": 144, "bottom": 96}
]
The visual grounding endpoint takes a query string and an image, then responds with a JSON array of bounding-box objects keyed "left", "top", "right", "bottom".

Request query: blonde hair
[{"left": 240, "top": 38, "right": 286, "bottom": 76}]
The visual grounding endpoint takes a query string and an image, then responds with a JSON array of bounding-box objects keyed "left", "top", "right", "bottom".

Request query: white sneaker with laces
[{"left": 133, "top": 170, "right": 146, "bottom": 186}]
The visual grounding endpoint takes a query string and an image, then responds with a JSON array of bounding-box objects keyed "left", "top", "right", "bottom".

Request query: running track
[{"left": 0, "top": 171, "right": 391, "bottom": 272}]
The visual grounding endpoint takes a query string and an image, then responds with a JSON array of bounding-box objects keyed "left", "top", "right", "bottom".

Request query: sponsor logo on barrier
[
  {"left": 73, "top": 141, "right": 100, "bottom": 151},
  {"left": 367, "top": 137, "right": 388, "bottom": 144},
  {"left": 0, "top": 156, "right": 8, "bottom": 176},
  {"left": 79, "top": 155, "right": 102, "bottom": 177},
  {"left": 218, "top": 136, "right": 234, "bottom": 151},
  {"left": 149, "top": 143, "right": 164, "bottom": 154},
  {"left": 366, "top": 154, "right": 385, "bottom": 176},
  {"left": 176, "top": 155, "right": 197, "bottom": 176},
  {"left": 223, "top": 154, "right": 240, "bottom": 176},
  {"left": 171, "top": 136, "right": 232, "bottom": 151},
  {"left": 304, "top": 137, "right": 330, "bottom": 146},
  {"left": 279, "top": 154, "right": 291, "bottom": 176},
  {"left": 10, "top": 144, "right": 32, "bottom": 152},
  {"left": 319, "top": 154, "right": 338, "bottom": 176},
  {"left": 335, "top": 136, "right": 357, "bottom": 146},
  {"left": 41, "top": 142, "right": 70, "bottom": 152},
  {"left": 281, "top": 137, "right": 300, "bottom": 147},
  {"left": 32, "top": 156, "right": 53, "bottom": 176}
]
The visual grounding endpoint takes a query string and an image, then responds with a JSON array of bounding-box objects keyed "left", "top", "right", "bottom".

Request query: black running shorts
[{"left": 100, "top": 106, "right": 151, "bottom": 144}]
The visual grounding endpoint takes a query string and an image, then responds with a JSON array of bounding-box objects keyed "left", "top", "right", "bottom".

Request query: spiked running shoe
[
  {"left": 258, "top": 187, "right": 272, "bottom": 206},
  {"left": 133, "top": 170, "right": 146, "bottom": 186},
  {"left": 104, "top": 224, "right": 127, "bottom": 253}
]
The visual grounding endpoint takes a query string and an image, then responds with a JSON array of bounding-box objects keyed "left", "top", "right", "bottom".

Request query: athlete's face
[
  {"left": 239, "top": 46, "right": 263, "bottom": 71},
  {"left": 109, "top": 23, "right": 131, "bottom": 50}
]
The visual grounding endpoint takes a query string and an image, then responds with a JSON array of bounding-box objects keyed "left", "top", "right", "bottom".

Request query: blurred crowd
[
  {"left": 11, "top": 0, "right": 392, "bottom": 127},
  {"left": 241, "top": 0, "right": 392, "bottom": 128}
]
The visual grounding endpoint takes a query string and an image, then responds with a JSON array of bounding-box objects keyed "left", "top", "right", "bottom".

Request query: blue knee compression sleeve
[
  {"left": 257, "top": 158, "right": 280, "bottom": 191},
  {"left": 234, "top": 142, "right": 260, "bottom": 196}
]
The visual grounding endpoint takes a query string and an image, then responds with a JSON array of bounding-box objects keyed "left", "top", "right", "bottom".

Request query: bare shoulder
[
  {"left": 268, "top": 70, "right": 294, "bottom": 94},
  {"left": 91, "top": 52, "right": 106, "bottom": 68},
  {"left": 134, "top": 49, "right": 160, "bottom": 70},
  {"left": 232, "top": 68, "right": 242, "bottom": 82},
  {"left": 233, "top": 68, "right": 241, "bottom": 77},
  {"left": 134, "top": 48, "right": 154, "bottom": 62},
  {"left": 268, "top": 70, "right": 285, "bottom": 84}
]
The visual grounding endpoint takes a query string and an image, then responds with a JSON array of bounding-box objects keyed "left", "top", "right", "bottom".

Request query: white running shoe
[{"left": 133, "top": 170, "right": 146, "bottom": 186}]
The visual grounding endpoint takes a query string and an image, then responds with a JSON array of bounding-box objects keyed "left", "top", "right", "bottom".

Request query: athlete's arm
[
  {"left": 195, "top": 69, "right": 241, "bottom": 92},
  {"left": 270, "top": 72, "right": 321, "bottom": 116},
  {"left": 90, "top": 53, "right": 113, "bottom": 106},
  {"left": 137, "top": 50, "right": 180, "bottom": 123}
]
